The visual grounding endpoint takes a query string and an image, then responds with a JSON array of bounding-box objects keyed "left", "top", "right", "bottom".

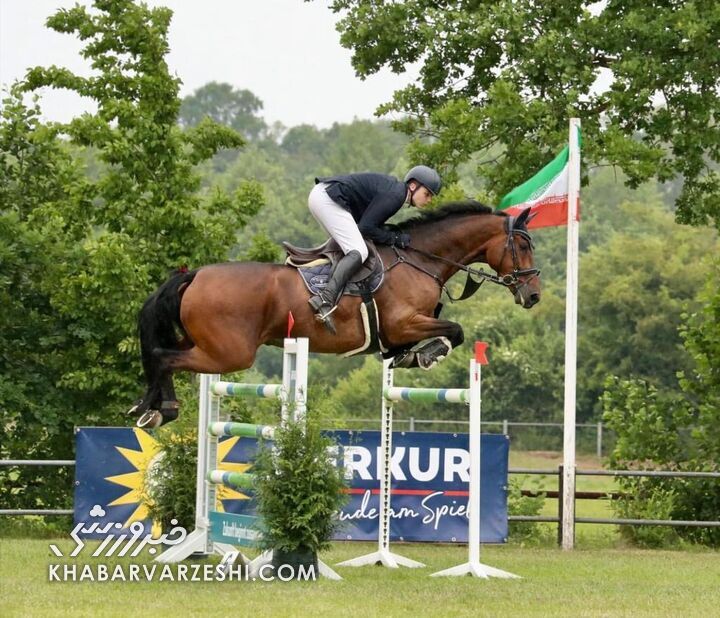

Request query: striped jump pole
[
  {"left": 384, "top": 387, "right": 469, "bottom": 404},
  {"left": 211, "top": 382, "right": 282, "bottom": 399},
  {"left": 208, "top": 422, "right": 276, "bottom": 440},
  {"left": 207, "top": 470, "right": 254, "bottom": 489}
]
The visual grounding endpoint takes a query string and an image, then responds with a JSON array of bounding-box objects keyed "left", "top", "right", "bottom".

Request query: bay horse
[{"left": 131, "top": 202, "right": 540, "bottom": 427}]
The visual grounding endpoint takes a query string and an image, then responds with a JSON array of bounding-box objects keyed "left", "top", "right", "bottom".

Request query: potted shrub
[{"left": 252, "top": 411, "right": 347, "bottom": 578}]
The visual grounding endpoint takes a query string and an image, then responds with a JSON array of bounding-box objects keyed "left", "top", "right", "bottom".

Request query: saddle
[{"left": 283, "top": 238, "right": 384, "bottom": 296}]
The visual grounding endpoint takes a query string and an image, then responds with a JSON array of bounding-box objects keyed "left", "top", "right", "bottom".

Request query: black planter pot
[{"left": 271, "top": 547, "right": 319, "bottom": 581}]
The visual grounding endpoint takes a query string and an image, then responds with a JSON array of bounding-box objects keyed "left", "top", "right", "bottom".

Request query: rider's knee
[{"left": 353, "top": 245, "right": 369, "bottom": 263}]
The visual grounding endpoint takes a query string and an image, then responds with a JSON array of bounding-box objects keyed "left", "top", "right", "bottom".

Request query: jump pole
[{"left": 431, "top": 342, "right": 519, "bottom": 579}]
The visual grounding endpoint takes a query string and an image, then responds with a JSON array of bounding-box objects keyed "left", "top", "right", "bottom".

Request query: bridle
[
  {"left": 500, "top": 215, "right": 541, "bottom": 287},
  {"left": 384, "top": 215, "right": 541, "bottom": 302}
]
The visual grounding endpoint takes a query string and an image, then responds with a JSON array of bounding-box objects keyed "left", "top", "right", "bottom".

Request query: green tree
[
  {"left": 328, "top": 0, "right": 720, "bottom": 227},
  {"left": 679, "top": 260, "right": 720, "bottom": 464},
  {"left": 0, "top": 0, "right": 263, "bottom": 513},
  {"left": 179, "top": 81, "right": 267, "bottom": 141},
  {"left": 578, "top": 201, "right": 714, "bottom": 418},
  {"left": 0, "top": 93, "right": 92, "bottom": 514}
]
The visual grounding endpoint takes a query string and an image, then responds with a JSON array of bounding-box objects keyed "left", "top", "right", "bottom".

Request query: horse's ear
[{"left": 515, "top": 207, "right": 532, "bottom": 227}]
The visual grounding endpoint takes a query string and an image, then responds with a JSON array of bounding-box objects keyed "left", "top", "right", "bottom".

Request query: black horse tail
[{"left": 138, "top": 269, "right": 198, "bottom": 399}]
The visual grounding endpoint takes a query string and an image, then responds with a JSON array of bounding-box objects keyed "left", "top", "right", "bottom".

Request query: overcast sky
[{"left": 0, "top": 0, "right": 417, "bottom": 128}]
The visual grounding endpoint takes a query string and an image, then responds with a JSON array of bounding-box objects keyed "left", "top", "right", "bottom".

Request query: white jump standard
[
  {"left": 337, "top": 356, "right": 425, "bottom": 569},
  {"left": 340, "top": 341, "right": 519, "bottom": 579},
  {"left": 431, "top": 343, "right": 519, "bottom": 579}
]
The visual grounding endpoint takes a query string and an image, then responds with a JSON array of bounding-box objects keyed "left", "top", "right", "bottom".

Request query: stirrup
[
  {"left": 308, "top": 294, "right": 337, "bottom": 321},
  {"left": 316, "top": 304, "right": 338, "bottom": 322}
]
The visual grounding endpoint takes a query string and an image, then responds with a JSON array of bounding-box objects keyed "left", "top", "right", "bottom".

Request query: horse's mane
[{"left": 396, "top": 200, "right": 505, "bottom": 232}]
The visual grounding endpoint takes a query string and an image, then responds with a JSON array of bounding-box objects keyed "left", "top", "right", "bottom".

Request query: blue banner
[
  {"left": 74, "top": 428, "right": 509, "bottom": 543},
  {"left": 74, "top": 427, "right": 160, "bottom": 538}
]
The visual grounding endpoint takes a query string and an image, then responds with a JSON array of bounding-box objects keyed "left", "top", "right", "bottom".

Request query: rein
[{"left": 383, "top": 217, "right": 541, "bottom": 302}]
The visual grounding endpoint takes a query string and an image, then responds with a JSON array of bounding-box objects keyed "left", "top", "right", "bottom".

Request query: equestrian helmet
[{"left": 404, "top": 165, "right": 442, "bottom": 195}]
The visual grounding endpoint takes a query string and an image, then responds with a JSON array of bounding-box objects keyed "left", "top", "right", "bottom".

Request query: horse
[{"left": 130, "top": 202, "right": 541, "bottom": 427}]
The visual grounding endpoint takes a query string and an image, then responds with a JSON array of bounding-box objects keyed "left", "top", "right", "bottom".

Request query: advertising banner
[{"left": 74, "top": 428, "right": 509, "bottom": 543}]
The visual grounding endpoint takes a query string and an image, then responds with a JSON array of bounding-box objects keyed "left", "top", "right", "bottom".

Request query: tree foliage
[
  {"left": 328, "top": 0, "right": 720, "bottom": 227},
  {"left": 0, "top": 1, "right": 263, "bottom": 512},
  {"left": 578, "top": 202, "right": 714, "bottom": 416},
  {"left": 179, "top": 81, "right": 267, "bottom": 141},
  {"left": 603, "top": 377, "right": 720, "bottom": 546},
  {"left": 678, "top": 261, "right": 720, "bottom": 465}
]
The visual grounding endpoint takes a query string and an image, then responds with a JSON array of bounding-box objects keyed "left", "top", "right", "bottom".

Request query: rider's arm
[{"left": 357, "top": 189, "right": 406, "bottom": 245}]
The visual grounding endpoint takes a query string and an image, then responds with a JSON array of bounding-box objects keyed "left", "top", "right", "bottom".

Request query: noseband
[{"left": 385, "top": 214, "right": 541, "bottom": 302}]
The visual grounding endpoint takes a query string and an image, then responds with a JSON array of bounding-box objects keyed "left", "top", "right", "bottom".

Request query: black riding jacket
[{"left": 315, "top": 173, "right": 408, "bottom": 245}]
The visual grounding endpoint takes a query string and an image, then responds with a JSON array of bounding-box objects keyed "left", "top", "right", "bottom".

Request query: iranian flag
[{"left": 499, "top": 129, "right": 581, "bottom": 229}]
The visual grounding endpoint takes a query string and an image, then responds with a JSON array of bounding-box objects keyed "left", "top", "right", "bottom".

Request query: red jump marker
[
  {"left": 287, "top": 311, "right": 295, "bottom": 338},
  {"left": 474, "top": 341, "right": 489, "bottom": 365}
]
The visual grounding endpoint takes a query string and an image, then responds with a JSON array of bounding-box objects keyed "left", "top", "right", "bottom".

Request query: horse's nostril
[{"left": 530, "top": 293, "right": 540, "bottom": 304}]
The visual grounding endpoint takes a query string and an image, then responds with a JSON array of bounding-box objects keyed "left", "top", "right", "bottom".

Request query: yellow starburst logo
[
  {"left": 105, "top": 429, "right": 161, "bottom": 528},
  {"left": 105, "top": 429, "right": 253, "bottom": 528}
]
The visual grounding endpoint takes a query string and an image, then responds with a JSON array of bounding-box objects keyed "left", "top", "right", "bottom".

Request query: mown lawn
[{"left": 1, "top": 538, "right": 718, "bottom": 617}]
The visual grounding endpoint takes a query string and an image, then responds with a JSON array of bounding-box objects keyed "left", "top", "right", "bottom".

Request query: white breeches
[{"left": 308, "top": 183, "right": 369, "bottom": 262}]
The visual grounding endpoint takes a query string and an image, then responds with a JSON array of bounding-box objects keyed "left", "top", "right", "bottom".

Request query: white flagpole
[{"left": 562, "top": 118, "right": 581, "bottom": 550}]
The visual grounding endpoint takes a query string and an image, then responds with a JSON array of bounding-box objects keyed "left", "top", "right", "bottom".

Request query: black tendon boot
[{"left": 308, "top": 250, "right": 364, "bottom": 332}]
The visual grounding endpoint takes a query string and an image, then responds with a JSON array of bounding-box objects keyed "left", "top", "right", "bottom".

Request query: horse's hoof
[
  {"left": 136, "top": 410, "right": 164, "bottom": 429},
  {"left": 391, "top": 351, "right": 417, "bottom": 369},
  {"left": 416, "top": 337, "right": 452, "bottom": 370},
  {"left": 417, "top": 353, "right": 440, "bottom": 370}
]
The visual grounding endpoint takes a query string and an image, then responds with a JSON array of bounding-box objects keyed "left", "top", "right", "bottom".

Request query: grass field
[
  {"left": 3, "top": 450, "right": 714, "bottom": 616},
  {"left": 1, "top": 538, "right": 719, "bottom": 617}
]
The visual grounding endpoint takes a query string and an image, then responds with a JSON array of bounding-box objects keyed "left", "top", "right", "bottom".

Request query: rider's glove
[{"left": 393, "top": 232, "right": 411, "bottom": 248}]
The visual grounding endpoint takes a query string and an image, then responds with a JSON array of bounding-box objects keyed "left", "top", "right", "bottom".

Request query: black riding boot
[{"left": 309, "top": 250, "right": 364, "bottom": 325}]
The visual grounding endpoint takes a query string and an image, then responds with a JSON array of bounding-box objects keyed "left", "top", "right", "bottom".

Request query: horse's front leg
[{"left": 384, "top": 314, "right": 465, "bottom": 369}]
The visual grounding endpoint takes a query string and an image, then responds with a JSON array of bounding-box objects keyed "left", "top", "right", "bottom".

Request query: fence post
[
  {"left": 597, "top": 422, "right": 603, "bottom": 458},
  {"left": 409, "top": 416, "right": 415, "bottom": 432},
  {"left": 502, "top": 419, "right": 509, "bottom": 436},
  {"left": 557, "top": 464, "right": 564, "bottom": 547}
]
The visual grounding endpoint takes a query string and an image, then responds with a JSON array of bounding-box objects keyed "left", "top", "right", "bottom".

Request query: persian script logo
[{"left": 49, "top": 506, "right": 187, "bottom": 558}]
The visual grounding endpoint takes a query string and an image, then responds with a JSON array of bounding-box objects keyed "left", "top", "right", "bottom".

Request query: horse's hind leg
[
  {"left": 135, "top": 370, "right": 177, "bottom": 429},
  {"left": 157, "top": 373, "right": 179, "bottom": 425},
  {"left": 136, "top": 341, "right": 257, "bottom": 429},
  {"left": 159, "top": 343, "right": 256, "bottom": 375}
]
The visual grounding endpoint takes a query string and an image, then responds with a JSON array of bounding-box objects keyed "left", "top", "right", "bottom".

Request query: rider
[{"left": 307, "top": 165, "right": 442, "bottom": 323}]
